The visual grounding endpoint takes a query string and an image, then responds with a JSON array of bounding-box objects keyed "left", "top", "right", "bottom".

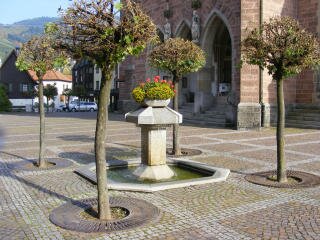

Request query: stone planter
[
  {"left": 144, "top": 99, "right": 171, "bottom": 107},
  {"left": 125, "top": 103, "right": 182, "bottom": 181}
]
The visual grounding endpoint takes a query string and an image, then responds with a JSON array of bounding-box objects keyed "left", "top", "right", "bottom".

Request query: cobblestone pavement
[{"left": 1, "top": 112, "right": 320, "bottom": 239}]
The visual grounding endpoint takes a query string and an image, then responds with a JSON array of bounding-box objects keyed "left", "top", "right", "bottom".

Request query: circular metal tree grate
[
  {"left": 49, "top": 197, "right": 160, "bottom": 233},
  {"left": 8, "top": 158, "right": 73, "bottom": 171},
  {"left": 245, "top": 170, "right": 320, "bottom": 188}
]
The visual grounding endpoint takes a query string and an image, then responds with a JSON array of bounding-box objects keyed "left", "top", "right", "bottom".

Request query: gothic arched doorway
[
  {"left": 197, "top": 13, "right": 235, "bottom": 124},
  {"left": 175, "top": 21, "right": 196, "bottom": 106}
]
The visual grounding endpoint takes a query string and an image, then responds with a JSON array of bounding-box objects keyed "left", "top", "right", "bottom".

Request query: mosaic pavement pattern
[{"left": 0, "top": 112, "right": 320, "bottom": 239}]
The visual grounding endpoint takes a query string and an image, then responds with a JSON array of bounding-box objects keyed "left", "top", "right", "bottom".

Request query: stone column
[
  {"left": 238, "top": 0, "right": 261, "bottom": 130},
  {"left": 141, "top": 125, "right": 167, "bottom": 166}
]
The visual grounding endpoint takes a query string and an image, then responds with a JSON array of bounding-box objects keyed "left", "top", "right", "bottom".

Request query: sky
[{"left": 0, "top": 0, "right": 73, "bottom": 24}]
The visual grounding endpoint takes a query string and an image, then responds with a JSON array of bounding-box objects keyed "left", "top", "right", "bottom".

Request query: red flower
[
  {"left": 146, "top": 78, "right": 151, "bottom": 83},
  {"left": 162, "top": 80, "right": 167, "bottom": 83},
  {"left": 174, "top": 90, "right": 176, "bottom": 93},
  {"left": 154, "top": 79, "right": 159, "bottom": 83}
]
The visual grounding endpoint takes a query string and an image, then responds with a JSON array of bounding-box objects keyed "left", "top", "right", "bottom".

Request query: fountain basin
[{"left": 76, "top": 159, "right": 230, "bottom": 192}]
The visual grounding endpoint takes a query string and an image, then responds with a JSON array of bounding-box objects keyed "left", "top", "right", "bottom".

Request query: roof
[
  {"left": 0, "top": 49, "right": 16, "bottom": 70},
  {"left": 28, "top": 70, "right": 72, "bottom": 82}
]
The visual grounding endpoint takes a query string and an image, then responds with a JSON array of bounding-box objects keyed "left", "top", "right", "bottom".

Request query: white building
[{"left": 28, "top": 70, "right": 72, "bottom": 107}]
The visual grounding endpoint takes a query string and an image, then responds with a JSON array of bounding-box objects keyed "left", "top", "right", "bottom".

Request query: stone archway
[
  {"left": 195, "top": 12, "right": 235, "bottom": 124},
  {"left": 175, "top": 21, "right": 195, "bottom": 106}
]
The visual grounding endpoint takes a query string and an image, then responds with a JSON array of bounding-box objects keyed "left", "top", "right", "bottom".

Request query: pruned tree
[
  {"left": 50, "top": 0, "right": 157, "bottom": 220},
  {"left": 62, "top": 87, "right": 73, "bottom": 110},
  {"left": 242, "top": 16, "right": 320, "bottom": 182},
  {"left": 16, "top": 35, "right": 66, "bottom": 168},
  {"left": 43, "top": 83, "right": 58, "bottom": 112},
  {"left": 149, "top": 38, "right": 205, "bottom": 155}
]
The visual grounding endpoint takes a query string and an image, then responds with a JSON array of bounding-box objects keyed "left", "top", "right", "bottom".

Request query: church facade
[{"left": 118, "top": 0, "right": 320, "bottom": 129}]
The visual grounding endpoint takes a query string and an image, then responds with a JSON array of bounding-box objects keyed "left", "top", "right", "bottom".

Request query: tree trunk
[
  {"left": 46, "top": 97, "right": 49, "bottom": 113},
  {"left": 67, "top": 96, "right": 70, "bottom": 111},
  {"left": 172, "top": 75, "right": 181, "bottom": 155},
  {"left": 38, "top": 79, "right": 47, "bottom": 168},
  {"left": 276, "top": 78, "right": 287, "bottom": 182},
  {"left": 95, "top": 65, "right": 113, "bottom": 220}
]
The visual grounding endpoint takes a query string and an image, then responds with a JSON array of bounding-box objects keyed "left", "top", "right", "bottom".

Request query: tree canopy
[
  {"left": 16, "top": 35, "right": 66, "bottom": 78},
  {"left": 241, "top": 16, "right": 320, "bottom": 81},
  {"left": 50, "top": 0, "right": 158, "bottom": 67},
  {"left": 148, "top": 38, "right": 206, "bottom": 78},
  {"left": 43, "top": 84, "right": 58, "bottom": 101}
]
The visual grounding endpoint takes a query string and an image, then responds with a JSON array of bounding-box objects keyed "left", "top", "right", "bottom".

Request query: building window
[
  {"left": 28, "top": 84, "right": 34, "bottom": 92},
  {"left": 96, "top": 81, "right": 100, "bottom": 90},
  {"left": 20, "top": 84, "right": 28, "bottom": 92},
  {"left": 8, "top": 83, "right": 12, "bottom": 93},
  {"left": 96, "top": 67, "right": 99, "bottom": 74},
  {"left": 182, "top": 77, "right": 188, "bottom": 89}
]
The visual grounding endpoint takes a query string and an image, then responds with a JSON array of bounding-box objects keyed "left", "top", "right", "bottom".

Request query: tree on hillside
[
  {"left": 0, "top": 84, "right": 12, "bottom": 112},
  {"left": 149, "top": 38, "right": 205, "bottom": 155},
  {"left": 43, "top": 83, "right": 58, "bottom": 112},
  {"left": 16, "top": 35, "right": 66, "bottom": 168},
  {"left": 49, "top": 0, "right": 157, "bottom": 220},
  {"left": 242, "top": 16, "right": 320, "bottom": 182}
]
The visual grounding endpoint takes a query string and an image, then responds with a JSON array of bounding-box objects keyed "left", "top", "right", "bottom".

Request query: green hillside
[
  {"left": 0, "top": 17, "right": 58, "bottom": 63},
  {"left": 0, "top": 39, "right": 14, "bottom": 62}
]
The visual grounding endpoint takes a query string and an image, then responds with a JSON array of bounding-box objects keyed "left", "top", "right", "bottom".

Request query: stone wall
[{"left": 118, "top": 0, "right": 319, "bottom": 128}]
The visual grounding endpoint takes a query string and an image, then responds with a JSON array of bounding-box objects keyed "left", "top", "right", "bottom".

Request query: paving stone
[
  {"left": 219, "top": 202, "right": 320, "bottom": 239},
  {"left": 191, "top": 155, "right": 264, "bottom": 173},
  {"left": 0, "top": 112, "right": 320, "bottom": 239}
]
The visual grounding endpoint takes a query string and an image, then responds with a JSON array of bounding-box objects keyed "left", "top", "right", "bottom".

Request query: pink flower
[
  {"left": 146, "top": 78, "right": 150, "bottom": 83},
  {"left": 154, "top": 78, "right": 159, "bottom": 83}
]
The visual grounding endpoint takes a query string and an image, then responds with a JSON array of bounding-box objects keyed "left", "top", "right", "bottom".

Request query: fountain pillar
[{"left": 125, "top": 106, "right": 182, "bottom": 180}]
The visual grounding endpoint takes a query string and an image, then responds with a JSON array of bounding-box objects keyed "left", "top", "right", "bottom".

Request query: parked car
[
  {"left": 56, "top": 104, "right": 68, "bottom": 112},
  {"left": 69, "top": 101, "right": 98, "bottom": 112}
]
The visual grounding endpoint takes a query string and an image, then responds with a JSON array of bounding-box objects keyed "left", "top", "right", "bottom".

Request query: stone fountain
[
  {"left": 76, "top": 101, "right": 230, "bottom": 192},
  {"left": 125, "top": 105, "right": 182, "bottom": 180}
]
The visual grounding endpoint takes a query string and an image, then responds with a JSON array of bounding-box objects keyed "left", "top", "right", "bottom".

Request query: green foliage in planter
[
  {"left": 132, "top": 76, "right": 175, "bottom": 103},
  {"left": 132, "top": 86, "right": 145, "bottom": 103}
]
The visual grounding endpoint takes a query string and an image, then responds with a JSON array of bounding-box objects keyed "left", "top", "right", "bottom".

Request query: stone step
[
  {"left": 183, "top": 118, "right": 232, "bottom": 128},
  {"left": 285, "top": 106, "right": 320, "bottom": 129},
  {"left": 286, "top": 123, "right": 320, "bottom": 129},
  {"left": 294, "top": 105, "right": 320, "bottom": 110},
  {"left": 286, "top": 114, "right": 320, "bottom": 120}
]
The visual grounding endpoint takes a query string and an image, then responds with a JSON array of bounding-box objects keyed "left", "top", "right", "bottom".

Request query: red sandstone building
[{"left": 118, "top": 0, "right": 320, "bottom": 129}]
